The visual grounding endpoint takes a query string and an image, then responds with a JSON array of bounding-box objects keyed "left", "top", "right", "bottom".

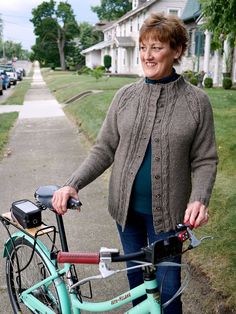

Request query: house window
[
  {"left": 195, "top": 31, "right": 205, "bottom": 56},
  {"left": 167, "top": 8, "right": 180, "bottom": 16},
  {"left": 136, "top": 47, "right": 139, "bottom": 64},
  {"left": 137, "top": 14, "right": 140, "bottom": 31},
  {"left": 130, "top": 18, "right": 133, "bottom": 32}
]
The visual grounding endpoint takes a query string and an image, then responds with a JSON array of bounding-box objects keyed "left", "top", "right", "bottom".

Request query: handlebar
[
  {"left": 57, "top": 224, "right": 212, "bottom": 265},
  {"left": 33, "top": 186, "right": 212, "bottom": 266}
]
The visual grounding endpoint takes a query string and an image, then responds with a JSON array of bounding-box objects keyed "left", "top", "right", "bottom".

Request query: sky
[{"left": 0, "top": 0, "right": 101, "bottom": 51}]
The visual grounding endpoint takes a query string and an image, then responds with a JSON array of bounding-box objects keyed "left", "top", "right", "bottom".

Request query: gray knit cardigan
[{"left": 65, "top": 76, "right": 218, "bottom": 233}]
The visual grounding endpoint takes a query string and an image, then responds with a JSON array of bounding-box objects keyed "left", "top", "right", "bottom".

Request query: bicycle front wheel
[{"left": 6, "top": 237, "right": 62, "bottom": 313}]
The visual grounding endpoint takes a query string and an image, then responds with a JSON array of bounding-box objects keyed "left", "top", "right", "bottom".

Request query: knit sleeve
[{"left": 188, "top": 91, "right": 218, "bottom": 206}]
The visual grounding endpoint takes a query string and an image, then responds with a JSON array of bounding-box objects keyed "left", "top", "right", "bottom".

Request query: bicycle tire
[{"left": 6, "top": 237, "right": 62, "bottom": 313}]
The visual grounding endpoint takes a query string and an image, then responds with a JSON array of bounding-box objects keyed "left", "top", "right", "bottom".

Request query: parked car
[
  {"left": 0, "top": 77, "right": 3, "bottom": 95},
  {"left": 16, "top": 68, "right": 23, "bottom": 81},
  {"left": 0, "top": 64, "right": 17, "bottom": 85},
  {"left": 16, "top": 67, "right": 26, "bottom": 77},
  {"left": 0, "top": 69, "right": 11, "bottom": 90}
]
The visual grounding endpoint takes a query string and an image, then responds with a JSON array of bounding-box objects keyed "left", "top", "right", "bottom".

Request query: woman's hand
[
  {"left": 184, "top": 201, "right": 209, "bottom": 228},
  {"left": 52, "top": 186, "right": 80, "bottom": 215}
]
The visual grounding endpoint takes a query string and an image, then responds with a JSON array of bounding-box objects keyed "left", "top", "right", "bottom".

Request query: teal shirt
[{"left": 130, "top": 69, "right": 179, "bottom": 214}]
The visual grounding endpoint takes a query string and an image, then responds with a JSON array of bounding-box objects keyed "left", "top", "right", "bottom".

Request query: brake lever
[{"left": 187, "top": 227, "right": 213, "bottom": 249}]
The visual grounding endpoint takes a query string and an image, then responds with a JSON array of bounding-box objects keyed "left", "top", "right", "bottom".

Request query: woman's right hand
[{"left": 52, "top": 186, "right": 80, "bottom": 215}]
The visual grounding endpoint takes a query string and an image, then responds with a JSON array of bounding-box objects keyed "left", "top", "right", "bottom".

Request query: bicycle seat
[
  {"left": 34, "top": 185, "right": 82, "bottom": 210},
  {"left": 34, "top": 185, "right": 60, "bottom": 209}
]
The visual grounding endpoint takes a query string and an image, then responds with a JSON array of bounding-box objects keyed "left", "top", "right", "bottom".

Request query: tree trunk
[{"left": 57, "top": 27, "right": 66, "bottom": 70}]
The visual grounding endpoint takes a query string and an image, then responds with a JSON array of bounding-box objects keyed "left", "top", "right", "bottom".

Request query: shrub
[
  {"left": 222, "top": 77, "right": 232, "bottom": 90},
  {"left": 183, "top": 70, "right": 194, "bottom": 81},
  {"left": 77, "top": 66, "right": 92, "bottom": 75},
  {"left": 190, "top": 76, "right": 198, "bottom": 86},
  {"left": 204, "top": 77, "right": 213, "bottom": 88},
  {"left": 96, "top": 65, "right": 105, "bottom": 72},
  {"left": 104, "top": 55, "right": 112, "bottom": 72},
  {"left": 91, "top": 68, "right": 104, "bottom": 80}
]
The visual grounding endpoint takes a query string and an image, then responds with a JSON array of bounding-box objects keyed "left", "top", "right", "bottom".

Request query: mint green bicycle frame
[{"left": 4, "top": 230, "right": 162, "bottom": 314}]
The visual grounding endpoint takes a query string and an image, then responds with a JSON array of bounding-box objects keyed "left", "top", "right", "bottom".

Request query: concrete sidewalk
[{"left": 0, "top": 62, "right": 129, "bottom": 313}]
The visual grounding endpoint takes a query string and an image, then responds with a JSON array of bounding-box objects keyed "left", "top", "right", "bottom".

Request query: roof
[
  {"left": 103, "top": 0, "right": 157, "bottom": 31},
  {"left": 82, "top": 40, "right": 113, "bottom": 54},
  {"left": 181, "top": 0, "right": 201, "bottom": 22}
]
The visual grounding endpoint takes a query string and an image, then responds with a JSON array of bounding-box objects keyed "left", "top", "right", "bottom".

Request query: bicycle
[{"left": 0, "top": 185, "right": 211, "bottom": 314}]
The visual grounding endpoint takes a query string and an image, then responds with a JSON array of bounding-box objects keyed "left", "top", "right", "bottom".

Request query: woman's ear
[{"left": 174, "top": 46, "right": 182, "bottom": 59}]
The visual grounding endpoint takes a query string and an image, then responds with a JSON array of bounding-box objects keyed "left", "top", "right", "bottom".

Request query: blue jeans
[{"left": 117, "top": 211, "right": 182, "bottom": 314}]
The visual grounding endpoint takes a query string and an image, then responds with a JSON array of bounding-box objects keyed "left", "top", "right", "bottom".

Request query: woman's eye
[
  {"left": 152, "top": 46, "right": 162, "bottom": 51},
  {"left": 139, "top": 46, "right": 146, "bottom": 51}
]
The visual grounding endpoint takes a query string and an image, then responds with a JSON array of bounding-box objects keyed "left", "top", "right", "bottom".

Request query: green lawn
[
  {"left": 0, "top": 112, "right": 19, "bottom": 158},
  {"left": 0, "top": 67, "right": 33, "bottom": 106},
  {"left": 43, "top": 70, "right": 236, "bottom": 309}
]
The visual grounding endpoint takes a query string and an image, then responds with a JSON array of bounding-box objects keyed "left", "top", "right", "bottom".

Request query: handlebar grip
[
  {"left": 57, "top": 251, "right": 100, "bottom": 264},
  {"left": 67, "top": 198, "right": 82, "bottom": 210}
]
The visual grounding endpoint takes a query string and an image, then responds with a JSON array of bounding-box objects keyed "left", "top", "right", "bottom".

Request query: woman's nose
[{"left": 144, "top": 47, "right": 153, "bottom": 59}]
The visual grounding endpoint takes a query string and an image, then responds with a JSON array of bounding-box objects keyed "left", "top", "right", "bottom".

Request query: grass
[
  {"left": 43, "top": 69, "right": 137, "bottom": 104},
  {"left": 44, "top": 70, "right": 236, "bottom": 309},
  {"left": 0, "top": 79, "right": 32, "bottom": 105},
  {"left": 0, "top": 112, "right": 18, "bottom": 158},
  {"left": 187, "top": 88, "right": 236, "bottom": 307},
  {"left": 0, "top": 69, "right": 33, "bottom": 157}
]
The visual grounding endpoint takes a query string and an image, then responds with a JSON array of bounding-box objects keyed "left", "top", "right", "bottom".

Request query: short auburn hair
[{"left": 139, "top": 13, "right": 188, "bottom": 62}]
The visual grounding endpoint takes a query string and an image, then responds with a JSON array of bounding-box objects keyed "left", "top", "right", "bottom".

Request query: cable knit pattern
[{"left": 65, "top": 76, "right": 218, "bottom": 233}]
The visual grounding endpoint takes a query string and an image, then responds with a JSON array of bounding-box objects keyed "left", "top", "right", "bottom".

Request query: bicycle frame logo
[{"left": 111, "top": 292, "right": 131, "bottom": 305}]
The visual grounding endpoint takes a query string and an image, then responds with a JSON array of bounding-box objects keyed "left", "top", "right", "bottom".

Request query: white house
[{"left": 82, "top": 0, "right": 236, "bottom": 86}]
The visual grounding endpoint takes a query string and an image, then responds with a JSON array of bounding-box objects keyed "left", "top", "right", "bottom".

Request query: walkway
[{"left": 0, "top": 62, "right": 128, "bottom": 313}]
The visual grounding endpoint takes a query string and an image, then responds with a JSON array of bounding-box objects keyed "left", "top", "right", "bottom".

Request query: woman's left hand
[{"left": 183, "top": 201, "right": 209, "bottom": 228}]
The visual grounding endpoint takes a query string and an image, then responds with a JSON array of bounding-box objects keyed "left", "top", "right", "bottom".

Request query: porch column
[
  {"left": 213, "top": 49, "right": 220, "bottom": 86},
  {"left": 203, "top": 30, "right": 211, "bottom": 74},
  {"left": 222, "top": 36, "right": 231, "bottom": 73}
]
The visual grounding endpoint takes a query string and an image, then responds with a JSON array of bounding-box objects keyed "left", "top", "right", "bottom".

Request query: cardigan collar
[{"left": 145, "top": 68, "right": 179, "bottom": 85}]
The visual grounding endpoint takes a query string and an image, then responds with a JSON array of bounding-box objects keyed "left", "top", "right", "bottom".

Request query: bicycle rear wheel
[{"left": 6, "top": 237, "right": 62, "bottom": 313}]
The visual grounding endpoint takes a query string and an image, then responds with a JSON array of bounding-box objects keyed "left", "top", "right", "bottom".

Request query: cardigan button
[{"left": 155, "top": 175, "right": 160, "bottom": 179}]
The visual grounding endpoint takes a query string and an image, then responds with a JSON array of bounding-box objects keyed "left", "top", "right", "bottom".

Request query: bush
[
  {"left": 104, "top": 55, "right": 112, "bottom": 72},
  {"left": 96, "top": 65, "right": 105, "bottom": 72},
  {"left": 190, "top": 76, "right": 198, "bottom": 86},
  {"left": 91, "top": 68, "right": 104, "bottom": 80},
  {"left": 77, "top": 66, "right": 92, "bottom": 75},
  {"left": 222, "top": 77, "right": 232, "bottom": 90},
  {"left": 183, "top": 70, "right": 195, "bottom": 81},
  {"left": 204, "top": 77, "right": 213, "bottom": 88}
]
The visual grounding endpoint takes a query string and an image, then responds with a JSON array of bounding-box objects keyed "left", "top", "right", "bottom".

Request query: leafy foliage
[
  {"left": 30, "top": 0, "right": 79, "bottom": 70},
  {"left": 103, "top": 55, "right": 112, "bottom": 70},
  {"left": 200, "top": 0, "right": 236, "bottom": 42},
  {"left": 91, "top": 0, "right": 132, "bottom": 21},
  {"left": 222, "top": 77, "right": 232, "bottom": 90},
  {"left": 204, "top": 77, "right": 213, "bottom": 88}
]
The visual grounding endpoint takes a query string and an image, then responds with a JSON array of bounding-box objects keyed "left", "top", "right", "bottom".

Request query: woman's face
[{"left": 140, "top": 38, "right": 181, "bottom": 80}]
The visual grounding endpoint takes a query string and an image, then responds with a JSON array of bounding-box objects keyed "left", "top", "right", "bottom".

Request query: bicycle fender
[{"left": 3, "top": 231, "right": 52, "bottom": 263}]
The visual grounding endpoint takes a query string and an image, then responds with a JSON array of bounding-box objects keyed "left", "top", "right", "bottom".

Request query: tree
[
  {"left": 200, "top": 0, "right": 236, "bottom": 42},
  {"left": 31, "top": 0, "right": 79, "bottom": 70},
  {"left": 0, "top": 14, "right": 3, "bottom": 41},
  {"left": 91, "top": 0, "right": 132, "bottom": 21},
  {"left": 200, "top": 0, "right": 236, "bottom": 76},
  {"left": 73, "top": 22, "right": 103, "bottom": 67}
]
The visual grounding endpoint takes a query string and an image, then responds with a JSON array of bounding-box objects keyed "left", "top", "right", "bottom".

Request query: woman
[{"left": 53, "top": 13, "right": 218, "bottom": 313}]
